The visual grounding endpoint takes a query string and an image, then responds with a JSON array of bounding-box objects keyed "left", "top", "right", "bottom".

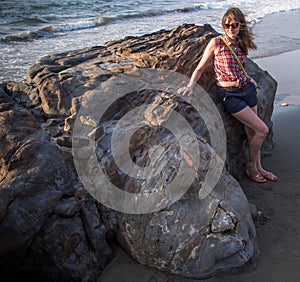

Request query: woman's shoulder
[
  {"left": 207, "top": 36, "right": 221, "bottom": 54},
  {"left": 211, "top": 35, "right": 221, "bottom": 42},
  {"left": 210, "top": 35, "right": 222, "bottom": 47},
  {"left": 209, "top": 36, "right": 221, "bottom": 47}
]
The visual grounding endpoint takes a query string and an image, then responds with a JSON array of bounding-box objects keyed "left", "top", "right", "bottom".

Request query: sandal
[
  {"left": 246, "top": 169, "right": 267, "bottom": 183},
  {"left": 260, "top": 170, "right": 278, "bottom": 181}
]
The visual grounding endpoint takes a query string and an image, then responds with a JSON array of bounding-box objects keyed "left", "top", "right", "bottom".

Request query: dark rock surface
[
  {"left": 0, "top": 86, "right": 113, "bottom": 281},
  {"left": 0, "top": 24, "right": 277, "bottom": 281}
]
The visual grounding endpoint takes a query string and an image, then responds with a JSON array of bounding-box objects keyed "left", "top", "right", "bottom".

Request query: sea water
[{"left": 1, "top": 0, "right": 300, "bottom": 82}]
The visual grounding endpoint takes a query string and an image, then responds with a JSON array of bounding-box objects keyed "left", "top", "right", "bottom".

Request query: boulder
[
  {"left": 0, "top": 86, "right": 112, "bottom": 281},
  {"left": 0, "top": 24, "right": 277, "bottom": 280}
]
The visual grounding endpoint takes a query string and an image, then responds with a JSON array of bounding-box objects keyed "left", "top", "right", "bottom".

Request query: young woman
[{"left": 178, "top": 7, "right": 277, "bottom": 183}]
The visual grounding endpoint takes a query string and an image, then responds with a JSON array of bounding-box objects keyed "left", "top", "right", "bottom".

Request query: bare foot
[
  {"left": 259, "top": 169, "right": 278, "bottom": 181},
  {"left": 246, "top": 168, "right": 267, "bottom": 183}
]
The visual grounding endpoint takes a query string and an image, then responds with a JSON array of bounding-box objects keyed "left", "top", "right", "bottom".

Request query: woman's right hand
[{"left": 177, "top": 86, "right": 193, "bottom": 96}]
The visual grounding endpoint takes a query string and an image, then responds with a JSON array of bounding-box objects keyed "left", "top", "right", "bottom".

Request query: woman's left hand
[{"left": 177, "top": 86, "right": 193, "bottom": 96}]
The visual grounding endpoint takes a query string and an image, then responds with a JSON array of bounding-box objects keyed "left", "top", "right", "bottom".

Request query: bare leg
[
  {"left": 232, "top": 106, "right": 269, "bottom": 182},
  {"left": 244, "top": 106, "right": 278, "bottom": 181}
]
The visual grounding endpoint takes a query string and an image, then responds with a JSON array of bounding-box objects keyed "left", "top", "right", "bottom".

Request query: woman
[{"left": 178, "top": 7, "right": 277, "bottom": 183}]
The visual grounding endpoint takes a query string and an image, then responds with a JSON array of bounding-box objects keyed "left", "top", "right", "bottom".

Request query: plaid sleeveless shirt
[{"left": 213, "top": 35, "right": 247, "bottom": 83}]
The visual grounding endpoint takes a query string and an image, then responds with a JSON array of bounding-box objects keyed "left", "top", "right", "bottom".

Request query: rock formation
[{"left": 0, "top": 24, "right": 277, "bottom": 281}]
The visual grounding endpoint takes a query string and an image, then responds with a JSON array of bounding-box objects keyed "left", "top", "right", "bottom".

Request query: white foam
[
  {"left": 46, "top": 17, "right": 106, "bottom": 32},
  {"left": 196, "top": 0, "right": 300, "bottom": 25}
]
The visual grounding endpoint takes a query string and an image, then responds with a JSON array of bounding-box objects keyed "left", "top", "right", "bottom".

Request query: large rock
[
  {"left": 0, "top": 86, "right": 112, "bottom": 281},
  {"left": 19, "top": 23, "right": 276, "bottom": 177},
  {"left": 0, "top": 24, "right": 277, "bottom": 280}
]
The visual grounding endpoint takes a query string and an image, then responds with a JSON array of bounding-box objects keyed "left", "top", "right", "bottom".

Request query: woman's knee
[{"left": 258, "top": 123, "right": 269, "bottom": 137}]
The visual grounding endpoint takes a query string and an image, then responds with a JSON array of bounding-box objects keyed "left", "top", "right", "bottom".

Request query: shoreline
[
  {"left": 1, "top": 7, "right": 300, "bottom": 83},
  {"left": 254, "top": 50, "right": 300, "bottom": 106},
  {"left": 250, "top": 9, "right": 300, "bottom": 59},
  {"left": 1, "top": 6, "right": 299, "bottom": 282}
]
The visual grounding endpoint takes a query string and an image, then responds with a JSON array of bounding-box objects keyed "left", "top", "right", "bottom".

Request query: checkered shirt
[{"left": 213, "top": 35, "right": 247, "bottom": 83}]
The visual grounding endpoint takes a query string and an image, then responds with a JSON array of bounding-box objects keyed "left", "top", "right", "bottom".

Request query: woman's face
[{"left": 223, "top": 18, "right": 240, "bottom": 40}]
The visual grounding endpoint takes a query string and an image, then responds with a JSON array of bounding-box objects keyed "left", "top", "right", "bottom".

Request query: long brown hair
[{"left": 222, "top": 7, "right": 257, "bottom": 55}]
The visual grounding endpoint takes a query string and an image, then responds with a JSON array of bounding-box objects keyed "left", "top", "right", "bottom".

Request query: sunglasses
[{"left": 224, "top": 22, "right": 240, "bottom": 29}]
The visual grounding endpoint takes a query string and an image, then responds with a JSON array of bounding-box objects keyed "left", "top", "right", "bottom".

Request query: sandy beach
[{"left": 97, "top": 47, "right": 300, "bottom": 282}]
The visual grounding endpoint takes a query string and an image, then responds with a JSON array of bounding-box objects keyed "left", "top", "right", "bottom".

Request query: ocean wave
[
  {"left": 0, "top": 4, "right": 209, "bottom": 42},
  {"left": 1, "top": 1, "right": 300, "bottom": 43},
  {"left": 1, "top": 31, "right": 51, "bottom": 42},
  {"left": 41, "top": 17, "right": 112, "bottom": 33},
  {"left": 0, "top": 17, "right": 111, "bottom": 42},
  {"left": 10, "top": 17, "right": 48, "bottom": 25}
]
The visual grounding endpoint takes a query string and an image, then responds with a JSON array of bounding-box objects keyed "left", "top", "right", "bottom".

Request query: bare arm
[{"left": 178, "top": 37, "right": 219, "bottom": 95}]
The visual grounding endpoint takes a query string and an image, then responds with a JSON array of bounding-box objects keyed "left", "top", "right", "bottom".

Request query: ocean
[{"left": 1, "top": 0, "right": 300, "bottom": 82}]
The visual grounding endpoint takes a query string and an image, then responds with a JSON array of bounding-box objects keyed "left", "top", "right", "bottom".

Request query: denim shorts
[{"left": 217, "top": 81, "right": 258, "bottom": 114}]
